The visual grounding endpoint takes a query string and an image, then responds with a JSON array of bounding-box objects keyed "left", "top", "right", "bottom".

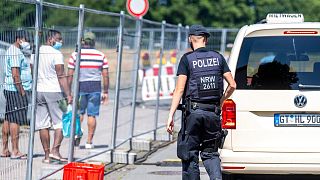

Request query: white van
[{"left": 220, "top": 14, "right": 320, "bottom": 178}]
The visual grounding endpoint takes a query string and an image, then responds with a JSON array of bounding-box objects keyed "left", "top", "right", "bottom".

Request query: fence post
[
  {"left": 148, "top": 29, "right": 154, "bottom": 55},
  {"left": 26, "top": 0, "right": 42, "bottom": 180},
  {"left": 129, "top": 17, "right": 142, "bottom": 150},
  {"left": 154, "top": 20, "right": 166, "bottom": 140},
  {"left": 175, "top": 23, "right": 182, "bottom": 73},
  {"left": 111, "top": 11, "right": 125, "bottom": 151},
  {"left": 220, "top": 29, "right": 227, "bottom": 55},
  {"left": 185, "top": 25, "right": 189, "bottom": 51},
  {"left": 26, "top": 0, "right": 42, "bottom": 179},
  {"left": 67, "top": 4, "right": 85, "bottom": 162}
]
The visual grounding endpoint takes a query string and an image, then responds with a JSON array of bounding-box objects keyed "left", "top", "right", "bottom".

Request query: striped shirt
[
  {"left": 5, "top": 45, "right": 32, "bottom": 91},
  {"left": 68, "top": 48, "right": 108, "bottom": 93}
]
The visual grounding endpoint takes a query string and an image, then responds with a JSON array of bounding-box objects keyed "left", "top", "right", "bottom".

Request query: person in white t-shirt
[{"left": 32, "top": 30, "right": 72, "bottom": 164}]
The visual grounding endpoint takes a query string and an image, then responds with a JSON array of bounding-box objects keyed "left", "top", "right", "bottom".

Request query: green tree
[
  {"left": 45, "top": 0, "right": 125, "bottom": 27},
  {"left": 254, "top": 0, "right": 320, "bottom": 23},
  {"left": 0, "top": 1, "right": 35, "bottom": 28},
  {"left": 5, "top": 0, "right": 320, "bottom": 28}
]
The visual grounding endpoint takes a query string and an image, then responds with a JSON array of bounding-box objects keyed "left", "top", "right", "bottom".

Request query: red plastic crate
[{"left": 63, "top": 162, "right": 104, "bottom": 180}]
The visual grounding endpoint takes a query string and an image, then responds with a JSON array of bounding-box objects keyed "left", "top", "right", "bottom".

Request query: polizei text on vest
[{"left": 192, "top": 58, "right": 219, "bottom": 69}]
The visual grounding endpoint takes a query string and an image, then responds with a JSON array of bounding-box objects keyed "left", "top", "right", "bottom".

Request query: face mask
[
  {"left": 20, "top": 41, "right": 30, "bottom": 50},
  {"left": 53, "top": 41, "right": 62, "bottom": 50}
]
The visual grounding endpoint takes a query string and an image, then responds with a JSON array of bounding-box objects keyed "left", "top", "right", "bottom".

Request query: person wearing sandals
[
  {"left": 31, "top": 30, "right": 72, "bottom": 163},
  {"left": 1, "top": 30, "right": 31, "bottom": 160},
  {"left": 68, "top": 32, "right": 109, "bottom": 149}
]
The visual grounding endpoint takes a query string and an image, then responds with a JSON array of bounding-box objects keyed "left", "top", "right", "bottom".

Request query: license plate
[{"left": 274, "top": 114, "right": 320, "bottom": 127}]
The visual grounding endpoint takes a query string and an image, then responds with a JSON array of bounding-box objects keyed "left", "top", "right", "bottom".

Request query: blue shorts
[{"left": 79, "top": 92, "right": 101, "bottom": 116}]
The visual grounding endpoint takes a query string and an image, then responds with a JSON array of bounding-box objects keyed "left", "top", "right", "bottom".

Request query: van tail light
[{"left": 222, "top": 99, "right": 236, "bottom": 129}]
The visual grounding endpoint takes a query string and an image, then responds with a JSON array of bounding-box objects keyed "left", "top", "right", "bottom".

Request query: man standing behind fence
[
  {"left": 1, "top": 30, "right": 31, "bottom": 159},
  {"left": 68, "top": 32, "right": 109, "bottom": 149},
  {"left": 32, "top": 30, "right": 72, "bottom": 163}
]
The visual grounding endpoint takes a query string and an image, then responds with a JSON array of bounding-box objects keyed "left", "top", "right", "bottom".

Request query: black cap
[{"left": 188, "top": 24, "right": 210, "bottom": 37}]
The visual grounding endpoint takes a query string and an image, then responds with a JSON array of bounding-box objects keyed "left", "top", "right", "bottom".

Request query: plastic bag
[{"left": 62, "top": 105, "right": 83, "bottom": 138}]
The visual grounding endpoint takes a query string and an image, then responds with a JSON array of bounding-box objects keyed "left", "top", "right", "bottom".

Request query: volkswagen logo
[{"left": 294, "top": 95, "right": 307, "bottom": 108}]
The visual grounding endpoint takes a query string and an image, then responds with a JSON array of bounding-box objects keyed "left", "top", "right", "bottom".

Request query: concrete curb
[{"left": 87, "top": 149, "right": 137, "bottom": 165}]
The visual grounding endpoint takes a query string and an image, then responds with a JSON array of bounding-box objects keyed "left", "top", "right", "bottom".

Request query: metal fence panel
[
  {"left": 79, "top": 8, "right": 120, "bottom": 154},
  {"left": 133, "top": 20, "right": 162, "bottom": 141},
  {"left": 29, "top": 3, "right": 80, "bottom": 179}
]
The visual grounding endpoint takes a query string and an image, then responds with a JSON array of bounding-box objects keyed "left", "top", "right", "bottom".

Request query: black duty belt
[
  {"left": 202, "top": 147, "right": 218, "bottom": 153},
  {"left": 190, "top": 101, "right": 221, "bottom": 114}
]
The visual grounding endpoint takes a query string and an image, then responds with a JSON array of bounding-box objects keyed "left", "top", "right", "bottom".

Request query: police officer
[{"left": 166, "top": 25, "right": 236, "bottom": 180}]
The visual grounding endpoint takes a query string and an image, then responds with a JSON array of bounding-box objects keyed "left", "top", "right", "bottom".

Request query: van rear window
[{"left": 235, "top": 36, "right": 320, "bottom": 90}]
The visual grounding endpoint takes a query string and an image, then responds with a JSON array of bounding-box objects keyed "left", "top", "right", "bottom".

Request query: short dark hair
[
  {"left": 45, "top": 29, "right": 61, "bottom": 41},
  {"left": 15, "top": 30, "right": 28, "bottom": 42}
]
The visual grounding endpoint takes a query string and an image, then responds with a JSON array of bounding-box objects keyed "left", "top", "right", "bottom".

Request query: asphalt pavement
[
  {"left": 105, "top": 141, "right": 210, "bottom": 180},
  {"left": 0, "top": 88, "right": 176, "bottom": 180}
]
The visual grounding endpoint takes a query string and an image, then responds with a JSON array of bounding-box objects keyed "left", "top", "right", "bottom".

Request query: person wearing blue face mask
[
  {"left": 53, "top": 41, "right": 63, "bottom": 50},
  {"left": 1, "top": 30, "right": 32, "bottom": 160},
  {"left": 49, "top": 31, "right": 63, "bottom": 50},
  {"left": 31, "top": 29, "right": 72, "bottom": 164}
]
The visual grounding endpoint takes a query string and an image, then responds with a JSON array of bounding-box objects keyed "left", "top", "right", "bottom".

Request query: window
[{"left": 235, "top": 36, "right": 320, "bottom": 90}]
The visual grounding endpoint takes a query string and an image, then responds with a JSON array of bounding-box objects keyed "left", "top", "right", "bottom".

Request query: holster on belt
[
  {"left": 201, "top": 130, "right": 228, "bottom": 152},
  {"left": 218, "top": 129, "right": 228, "bottom": 149},
  {"left": 190, "top": 101, "right": 221, "bottom": 114}
]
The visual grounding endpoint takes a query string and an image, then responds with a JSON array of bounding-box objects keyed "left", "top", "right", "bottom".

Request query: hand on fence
[{"left": 101, "top": 93, "right": 108, "bottom": 105}]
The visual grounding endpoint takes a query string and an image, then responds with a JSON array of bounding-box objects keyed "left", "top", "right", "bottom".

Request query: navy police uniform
[{"left": 177, "top": 25, "right": 230, "bottom": 180}]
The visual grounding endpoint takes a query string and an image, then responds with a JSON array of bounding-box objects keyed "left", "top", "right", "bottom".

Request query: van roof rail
[{"left": 256, "top": 19, "right": 267, "bottom": 24}]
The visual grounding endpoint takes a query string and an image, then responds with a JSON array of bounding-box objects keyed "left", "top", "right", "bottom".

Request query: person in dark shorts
[{"left": 2, "top": 30, "right": 32, "bottom": 159}]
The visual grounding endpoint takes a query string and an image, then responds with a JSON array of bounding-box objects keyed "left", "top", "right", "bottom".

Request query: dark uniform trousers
[{"left": 180, "top": 108, "right": 222, "bottom": 180}]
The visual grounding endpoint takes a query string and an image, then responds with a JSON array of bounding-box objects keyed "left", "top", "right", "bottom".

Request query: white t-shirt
[{"left": 31, "top": 45, "right": 64, "bottom": 92}]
